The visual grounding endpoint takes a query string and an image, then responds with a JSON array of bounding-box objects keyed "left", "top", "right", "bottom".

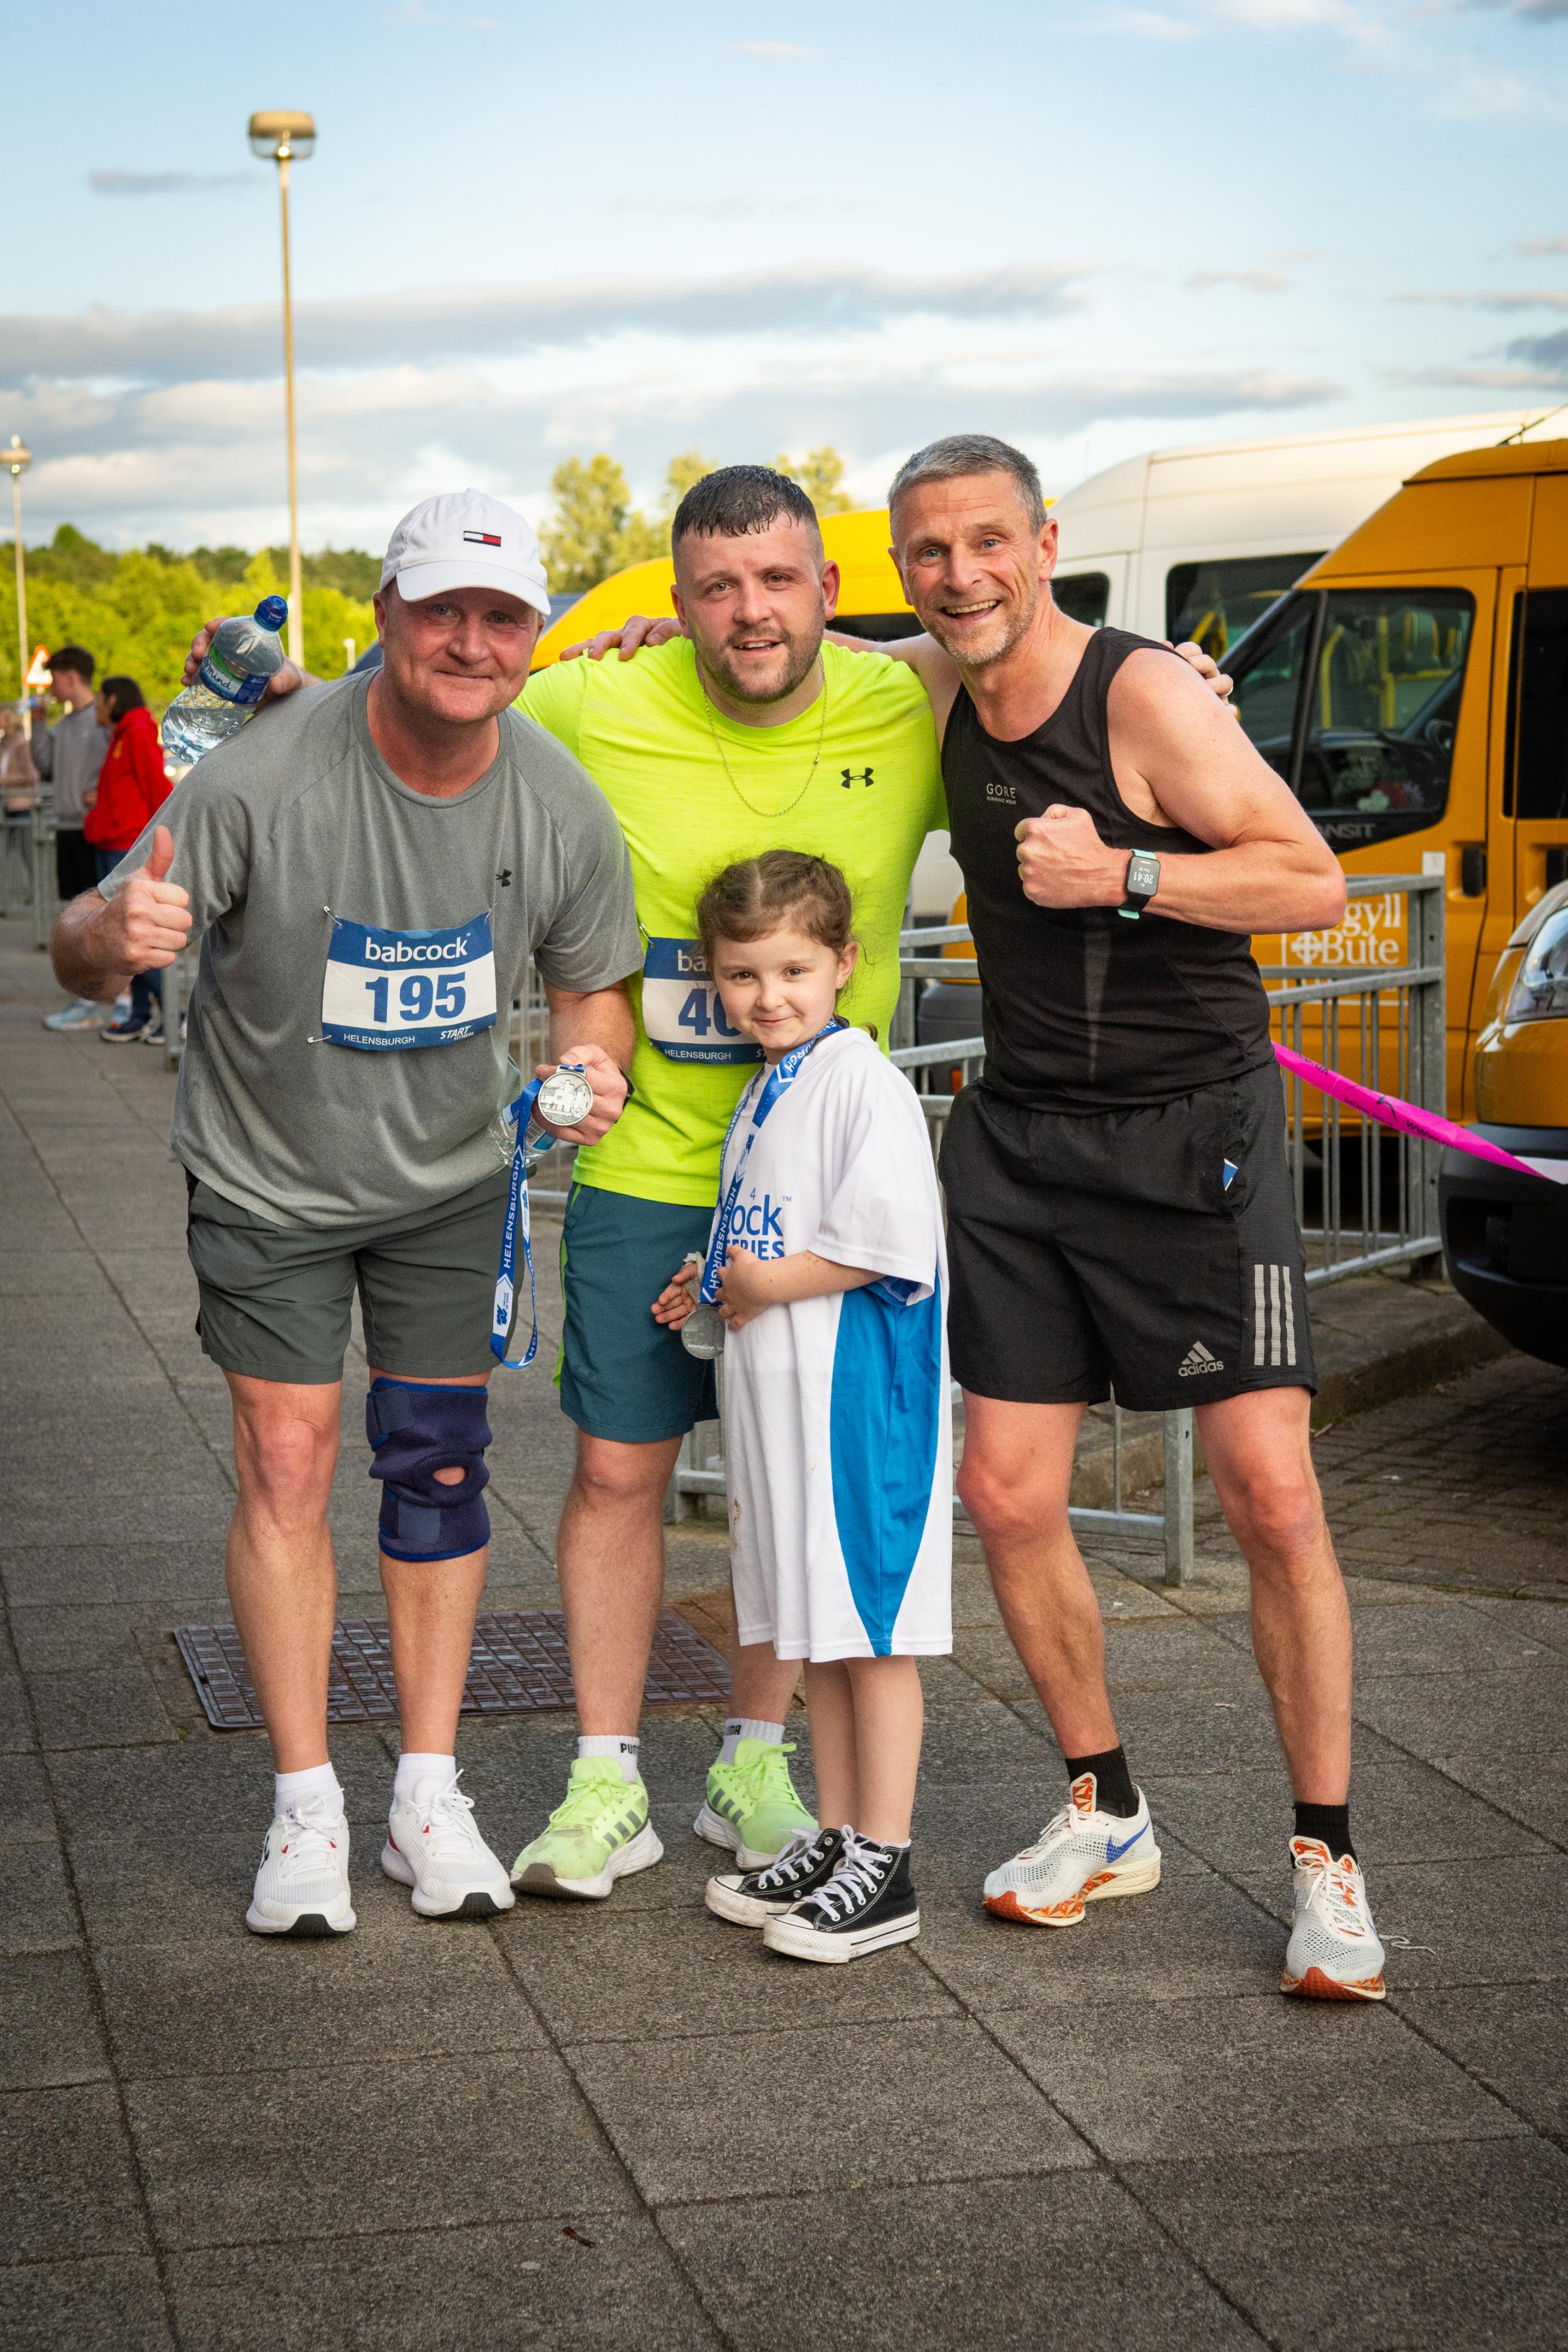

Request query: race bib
[
  {"left": 321, "top": 913, "right": 498, "bottom": 1051},
  {"left": 641, "top": 936, "right": 760, "bottom": 1066}
]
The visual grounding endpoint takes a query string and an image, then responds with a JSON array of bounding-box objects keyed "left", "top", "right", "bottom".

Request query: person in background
[
  {"left": 0, "top": 706, "right": 39, "bottom": 813},
  {"left": 35, "top": 647, "right": 114, "bottom": 1032},
  {"left": 84, "top": 678, "right": 172, "bottom": 1044}
]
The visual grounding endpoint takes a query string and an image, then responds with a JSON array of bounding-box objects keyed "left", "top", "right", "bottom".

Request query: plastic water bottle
[{"left": 161, "top": 595, "right": 290, "bottom": 765}]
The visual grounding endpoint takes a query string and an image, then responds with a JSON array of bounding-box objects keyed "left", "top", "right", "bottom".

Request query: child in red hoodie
[{"left": 84, "top": 678, "right": 172, "bottom": 1042}]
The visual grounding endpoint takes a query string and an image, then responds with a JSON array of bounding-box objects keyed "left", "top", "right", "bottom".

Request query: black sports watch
[{"left": 1119, "top": 849, "right": 1161, "bottom": 921}]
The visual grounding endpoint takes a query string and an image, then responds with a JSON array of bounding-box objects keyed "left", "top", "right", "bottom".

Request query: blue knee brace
[{"left": 367, "top": 1379, "right": 492, "bottom": 1563}]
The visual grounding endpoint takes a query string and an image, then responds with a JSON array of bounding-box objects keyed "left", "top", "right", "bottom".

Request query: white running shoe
[
  {"left": 382, "top": 1772, "right": 515, "bottom": 1921},
  {"left": 246, "top": 1796, "right": 355, "bottom": 1938},
  {"left": 1281, "top": 1837, "right": 1387, "bottom": 2001},
  {"left": 983, "top": 1771, "right": 1162, "bottom": 1926},
  {"left": 41, "top": 997, "right": 102, "bottom": 1032}
]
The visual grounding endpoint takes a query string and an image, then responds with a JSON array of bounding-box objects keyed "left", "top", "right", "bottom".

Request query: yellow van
[
  {"left": 1228, "top": 438, "right": 1568, "bottom": 1119},
  {"left": 531, "top": 506, "right": 919, "bottom": 668}
]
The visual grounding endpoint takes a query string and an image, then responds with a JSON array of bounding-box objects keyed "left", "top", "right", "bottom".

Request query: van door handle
[{"left": 1460, "top": 845, "right": 1487, "bottom": 897}]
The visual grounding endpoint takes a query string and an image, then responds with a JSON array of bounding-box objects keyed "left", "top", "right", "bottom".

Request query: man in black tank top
[{"left": 850, "top": 434, "right": 1387, "bottom": 2002}]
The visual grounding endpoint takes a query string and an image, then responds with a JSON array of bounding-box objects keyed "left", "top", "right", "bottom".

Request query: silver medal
[
  {"left": 680, "top": 1302, "right": 726, "bottom": 1360},
  {"left": 536, "top": 1067, "right": 595, "bottom": 1128}
]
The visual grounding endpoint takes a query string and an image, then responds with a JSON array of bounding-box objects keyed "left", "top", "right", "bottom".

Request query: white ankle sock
[
  {"left": 274, "top": 1762, "right": 342, "bottom": 1818},
  {"left": 719, "top": 1717, "right": 785, "bottom": 1765},
  {"left": 393, "top": 1750, "right": 455, "bottom": 1805},
  {"left": 578, "top": 1733, "right": 640, "bottom": 1783}
]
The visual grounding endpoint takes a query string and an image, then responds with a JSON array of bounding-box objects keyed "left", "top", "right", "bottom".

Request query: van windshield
[
  {"left": 1227, "top": 587, "right": 1475, "bottom": 847},
  {"left": 1167, "top": 554, "right": 1324, "bottom": 659}
]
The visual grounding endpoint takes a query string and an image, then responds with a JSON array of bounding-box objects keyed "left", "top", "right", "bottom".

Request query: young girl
[{"left": 653, "top": 851, "right": 951, "bottom": 1963}]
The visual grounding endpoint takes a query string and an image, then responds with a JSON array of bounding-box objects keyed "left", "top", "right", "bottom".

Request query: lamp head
[
  {"left": 248, "top": 110, "right": 316, "bottom": 163},
  {"left": 4, "top": 436, "right": 30, "bottom": 479}
]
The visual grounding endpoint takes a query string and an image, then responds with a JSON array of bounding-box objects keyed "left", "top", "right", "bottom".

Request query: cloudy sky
[{"left": 8, "top": 0, "right": 1567, "bottom": 551}]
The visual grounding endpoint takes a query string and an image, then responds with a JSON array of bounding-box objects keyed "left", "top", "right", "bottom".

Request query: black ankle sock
[
  {"left": 1294, "top": 1801, "right": 1354, "bottom": 1862},
  {"left": 1064, "top": 1744, "right": 1139, "bottom": 1819}
]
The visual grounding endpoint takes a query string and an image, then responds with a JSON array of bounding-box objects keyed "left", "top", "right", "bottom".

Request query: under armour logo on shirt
[
  {"left": 841, "top": 767, "right": 875, "bottom": 789},
  {"left": 496, "top": 869, "right": 512, "bottom": 887}
]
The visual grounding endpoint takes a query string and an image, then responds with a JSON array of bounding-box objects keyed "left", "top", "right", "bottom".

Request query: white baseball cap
[{"left": 380, "top": 488, "right": 550, "bottom": 617}]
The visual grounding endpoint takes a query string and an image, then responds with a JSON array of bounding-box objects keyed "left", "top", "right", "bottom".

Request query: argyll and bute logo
[
  {"left": 463, "top": 529, "right": 504, "bottom": 546},
  {"left": 1179, "top": 1341, "right": 1224, "bottom": 1378}
]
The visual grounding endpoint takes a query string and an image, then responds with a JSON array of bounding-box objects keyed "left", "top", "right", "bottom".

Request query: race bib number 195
[
  {"left": 641, "top": 936, "right": 760, "bottom": 1065},
  {"left": 321, "top": 914, "right": 498, "bottom": 1051}
]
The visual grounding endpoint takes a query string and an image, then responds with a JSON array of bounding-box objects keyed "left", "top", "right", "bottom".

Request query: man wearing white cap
[{"left": 53, "top": 491, "right": 641, "bottom": 1937}]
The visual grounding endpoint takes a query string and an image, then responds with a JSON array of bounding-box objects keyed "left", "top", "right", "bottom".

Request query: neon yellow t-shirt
[{"left": 519, "top": 639, "right": 945, "bottom": 1207}]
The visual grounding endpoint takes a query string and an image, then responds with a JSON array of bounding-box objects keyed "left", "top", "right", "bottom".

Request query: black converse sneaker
[
  {"left": 761, "top": 1829, "right": 919, "bottom": 1963},
  {"left": 706, "top": 1827, "right": 845, "bottom": 1927}
]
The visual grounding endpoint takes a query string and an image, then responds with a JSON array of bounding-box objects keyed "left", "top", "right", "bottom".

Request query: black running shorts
[{"left": 941, "top": 1060, "right": 1315, "bottom": 1413}]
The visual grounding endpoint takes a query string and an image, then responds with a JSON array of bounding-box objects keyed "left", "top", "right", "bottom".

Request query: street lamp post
[
  {"left": 5, "top": 436, "right": 31, "bottom": 740},
  {"left": 248, "top": 110, "right": 315, "bottom": 670}
]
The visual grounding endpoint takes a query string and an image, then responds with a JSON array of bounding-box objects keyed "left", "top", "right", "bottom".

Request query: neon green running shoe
[
  {"left": 510, "top": 1759, "right": 664, "bottom": 1899},
  {"left": 695, "top": 1739, "right": 817, "bottom": 1870}
]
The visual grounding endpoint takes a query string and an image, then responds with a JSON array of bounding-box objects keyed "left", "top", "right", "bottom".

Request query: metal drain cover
[{"left": 173, "top": 1610, "right": 730, "bottom": 1732}]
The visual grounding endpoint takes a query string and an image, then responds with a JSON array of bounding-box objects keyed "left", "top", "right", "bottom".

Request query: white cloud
[
  {"left": 1518, "top": 235, "right": 1568, "bottom": 252},
  {"left": 1467, "top": 1, "right": 1568, "bottom": 19},
  {"left": 90, "top": 170, "right": 251, "bottom": 196},
  {"left": 1186, "top": 268, "right": 1292, "bottom": 293},
  {"left": 1395, "top": 288, "right": 1568, "bottom": 310},
  {"left": 728, "top": 41, "right": 823, "bottom": 58},
  {"left": 1209, "top": 0, "right": 1361, "bottom": 26}
]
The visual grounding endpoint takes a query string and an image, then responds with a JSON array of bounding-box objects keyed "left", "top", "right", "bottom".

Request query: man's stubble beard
[
  {"left": 693, "top": 600, "right": 826, "bottom": 710},
  {"left": 924, "top": 574, "right": 1042, "bottom": 672}
]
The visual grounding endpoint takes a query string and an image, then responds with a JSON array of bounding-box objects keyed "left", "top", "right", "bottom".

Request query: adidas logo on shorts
[{"left": 1178, "top": 1341, "right": 1224, "bottom": 1377}]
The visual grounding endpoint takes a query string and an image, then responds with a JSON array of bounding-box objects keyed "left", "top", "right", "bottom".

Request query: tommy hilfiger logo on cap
[{"left": 463, "top": 530, "right": 503, "bottom": 546}]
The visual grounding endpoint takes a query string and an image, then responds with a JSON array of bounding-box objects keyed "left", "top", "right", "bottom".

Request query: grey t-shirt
[
  {"left": 102, "top": 674, "right": 640, "bottom": 1228},
  {"left": 33, "top": 703, "right": 112, "bottom": 826}
]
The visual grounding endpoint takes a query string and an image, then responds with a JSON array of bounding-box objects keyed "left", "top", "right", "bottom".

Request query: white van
[{"left": 1052, "top": 408, "right": 1561, "bottom": 655}]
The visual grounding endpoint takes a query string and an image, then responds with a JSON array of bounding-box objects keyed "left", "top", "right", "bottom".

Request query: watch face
[{"left": 1128, "top": 853, "right": 1160, "bottom": 896}]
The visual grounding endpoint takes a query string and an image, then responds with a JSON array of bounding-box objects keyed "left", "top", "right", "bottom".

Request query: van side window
[
  {"left": 1166, "top": 554, "right": 1324, "bottom": 659},
  {"left": 1228, "top": 587, "right": 1474, "bottom": 844},
  {"left": 1507, "top": 588, "right": 1568, "bottom": 821},
  {"left": 1053, "top": 572, "right": 1110, "bottom": 629}
]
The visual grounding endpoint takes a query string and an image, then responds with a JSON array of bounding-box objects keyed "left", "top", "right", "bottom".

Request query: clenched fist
[
  {"left": 97, "top": 826, "right": 193, "bottom": 974},
  {"left": 1015, "top": 804, "right": 1127, "bottom": 910},
  {"left": 534, "top": 1041, "right": 629, "bottom": 1148}
]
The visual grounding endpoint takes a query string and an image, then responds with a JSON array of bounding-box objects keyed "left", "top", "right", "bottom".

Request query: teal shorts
[{"left": 558, "top": 1184, "right": 719, "bottom": 1445}]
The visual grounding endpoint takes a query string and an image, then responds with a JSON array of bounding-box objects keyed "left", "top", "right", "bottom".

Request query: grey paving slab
[
  {"left": 50, "top": 1726, "right": 395, "bottom": 1838},
  {"left": 98, "top": 1925, "right": 544, "bottom": 2080},
  {"left": 166, "top": 2211, "right": 719, "bottom": 2351},
  {"left": 0, "top": 1494, "right": 233, "bottom": 1555},
  {"left": 1126, "top": 2138, "right": 1568, "bottom": 2352},
  {"left": 7, "top": 1605, "right": 195, "bottom": 1675},
  {"left": 951, "top": 1616, "right": 1256, "bottom": 1704},
  {"left": 0, "top": 1671, "right": 35, "bottom": 1754},
  {"left": 0, "top": 1840, "right": 78, "bottom": 1953},
  {"left": 1242, "top": 1854, "right": 1568, "bottom": 1989},
  {"left": 1460, "top": 1594, "right": 1568, "bottom": 1656},
  {"left": 1428, "top": 1746, "right": 1568, "bottom": 1848},
  {"left": 1145, "top": 1756, "right": 1550, "bottom": 1874},
  {"left": 918, "top": 1870, "right": 1282, "bottom": 2011},
  {"left": 662, "top": 2172, "right": 1260, "bottom": 2352},
  {"left": 0, "top": 1250, "right": 118, "bottom": 1300},
  {"left": 988, "top": 1992, "right": 1526, "bottom": 2163},
  {"left": 29, "top": 1665, "right": 178, "bottom": 1752},
  {"left": 0, "top": 1544, "right": 232, "bottom": 1609},
  {"left": 1352, "top": 1662, "right": 1568, "bottom": 1757},
  {"left": 913, "top": 1695, "right": 1054, "bottom": 1783},
  {"left": 0, "top": 1756, "right": 58, "bottom": 1843},
  {"left": 0, "top": 1952, "right": 108, "bottom": 2089},
  {"left": 68, "top": 1831, "right": 440, "bottom": 1950},
  {"left": 127, "top": 2050, "right": 635, "bottom": 2249},
  {"left": 1012, "top": 1682, "right": 1404, "bottom": 1778},
  {"left": 568, "top": 2016, "right": 1091, "bottom": 2205},
  {"left": 0, "top": 2257, "right": 174, "bottom": 2351},
  {"left": 501, "top": 1900, "right": 957, "bottom": 2046},
  {"left": 1394, "top": 1982, "right": 1568, "bottom": 2137},
  {"left": 1336, "top": 1593, "right": 1561, "bottom": 1677},
  {"left": 0, "top": 2085, "right": 151, "bottom": 2263}
]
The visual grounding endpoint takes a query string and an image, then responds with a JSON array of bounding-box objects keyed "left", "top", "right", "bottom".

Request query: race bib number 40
[
  {"left": 321, "top": 914, "right": 498, "bottom": 1051},
  {"left": 641, "top": 936, "right": 760, "bottom": 1065}
]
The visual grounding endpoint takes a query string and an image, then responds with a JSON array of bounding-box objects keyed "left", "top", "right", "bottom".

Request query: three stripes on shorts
[{"left": 1253, "top": 1262, "right": 1297, "bottom": 1369}]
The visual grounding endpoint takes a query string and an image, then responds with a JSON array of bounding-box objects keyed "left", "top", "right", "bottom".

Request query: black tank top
[{"left": 942, "top": 628, "right": 1271, "bottom": 1110}]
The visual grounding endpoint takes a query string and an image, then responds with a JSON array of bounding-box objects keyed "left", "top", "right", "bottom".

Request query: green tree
[
  {"left": 540, "top": 455, "right": 640, "bottom": 595},
  {"left": 660, "top": 449, "right": 719, "bottom": 519},
  {"left": 775, "top": 445, "right": 855, "bottom": 516}
]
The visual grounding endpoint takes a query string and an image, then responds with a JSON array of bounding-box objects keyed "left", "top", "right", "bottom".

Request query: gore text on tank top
[{"left": 942, "top": 627, "right": 1272, "bottom": 1110}]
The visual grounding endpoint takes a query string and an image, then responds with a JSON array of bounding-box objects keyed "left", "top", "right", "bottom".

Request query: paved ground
[{"left": 3, "top": 935, "right": 1566, "bottom": 2351}]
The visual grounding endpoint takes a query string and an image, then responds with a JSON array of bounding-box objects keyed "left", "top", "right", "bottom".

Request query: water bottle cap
[{"left": 253, "top": 595, "right": 289, "bottom": 630}]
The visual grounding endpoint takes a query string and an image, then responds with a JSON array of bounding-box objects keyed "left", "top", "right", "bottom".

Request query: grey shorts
[{"left": 185, "top": 1171, "right": 510, "bottom": 1386}]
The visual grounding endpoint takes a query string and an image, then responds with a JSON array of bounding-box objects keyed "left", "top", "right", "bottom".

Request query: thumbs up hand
[{"left": 98, "top": 826, "right": 193, "bottom": 979}]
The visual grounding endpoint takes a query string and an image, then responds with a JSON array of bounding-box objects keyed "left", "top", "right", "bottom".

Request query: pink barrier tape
[{"left": 1273, "top": 1045, "right": 1568, "bottom": 1185}]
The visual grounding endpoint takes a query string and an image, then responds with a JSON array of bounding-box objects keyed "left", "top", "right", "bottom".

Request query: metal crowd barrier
[{"left": 0, "top": 805, "right": 60, "bottom": 948}]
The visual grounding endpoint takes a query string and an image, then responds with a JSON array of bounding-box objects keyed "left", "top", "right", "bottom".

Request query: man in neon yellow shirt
[{"left": 509, "top": 468, "right": 949, "bottom": 1897}]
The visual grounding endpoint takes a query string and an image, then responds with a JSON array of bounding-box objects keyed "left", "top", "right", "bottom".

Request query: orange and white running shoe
[
  {"left": 1281, "top": 1837, "right": 1386, "bottom": 2001},
  {"left": 982, "top": 1772, "right": 1162, "bottom": 1927}
]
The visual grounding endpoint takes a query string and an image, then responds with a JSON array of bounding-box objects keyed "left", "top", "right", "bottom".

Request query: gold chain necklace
[{"left": 700, "top": 658, "right": 829, "bottom": 820}]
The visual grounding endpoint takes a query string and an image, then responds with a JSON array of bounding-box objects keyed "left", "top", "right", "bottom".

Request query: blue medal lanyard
[
  {"left": 490, "top": 1064, "right": 585, "bottom": 1370},
  {"left": 696, "top": 1019, "right": 841, "bottom": 1307}
]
